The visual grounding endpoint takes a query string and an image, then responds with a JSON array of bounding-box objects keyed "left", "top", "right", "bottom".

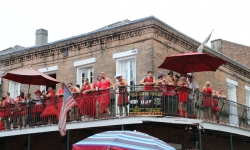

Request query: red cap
[{"left": 34, "top": 90, "right": 41, "bottom": 94}]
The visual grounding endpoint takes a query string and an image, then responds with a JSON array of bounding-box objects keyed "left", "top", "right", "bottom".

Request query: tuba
[{"left": 16, "top": 105, "right": 24, "bottom": 112}]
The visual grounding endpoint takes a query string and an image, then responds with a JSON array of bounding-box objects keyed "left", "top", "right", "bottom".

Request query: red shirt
[
  {"left": 101, "top": 79, "right": 110, "bottom": 89},
  {"left": 144, "top": 77, "right": 154, "bottom": 91}
]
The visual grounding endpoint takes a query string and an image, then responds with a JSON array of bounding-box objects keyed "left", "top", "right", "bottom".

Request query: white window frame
[
  {"left": 0, "top": 71, "right": 4, "bottom": 85},
  {"left": 9, "top": 81, "right": 21, "bottom": 99},
  {"left": 245, "top": 86, "right": 250, "bottom": 124},
  {"left": 74, "top": 57, "right": 95, "bottom": 88},
  {"left": 227, "top": 78, "right": 238, "bottom": 126},
  {"left": 38, "top": 65, "right": 58, "bottom": 92},
  {"left": 113, "top": 50, "right": 137, "bottom": 116}
]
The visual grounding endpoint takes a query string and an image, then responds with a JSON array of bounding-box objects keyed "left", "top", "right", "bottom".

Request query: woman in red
[
  {"left": 140, "top": 71, "right": 156, "bottom": 91},
  {"left": 68, "top": 83, "right": 80, "bottom": 122},
  {"left": 213, "top": 88, "right": 227, "bottom": 123},
  {"left": 79, "top": 78, "right": 94, "bottom": 121},
  {"left": 40, "top": 87, "right": 57, "bottom": 125},
  {"left": 31, "top": 90, "right": 44, "bottom": 124},
  {"left": 14, "top": 92, "right": 27, "bottom": 128},
  {"left": 100, "top": 72, "right": 113, "bottom": 117},
  {"left": 177, "top": 73, "right": 188, "bottom": 117},
  {"left": 3, "top": 92, "right": 13, "bottom": 129},
  {"left": 0, "top": 97, "right": 6, "bottom": 130},
  {"left": 202, "top": 81, "right": 213, "bottom": 122},
  {"left": 56, "top": 83, "right": 65, "bottom": 119},
  {"left": 113, "top": 74, "right": 129, "bottom": 117},
  {"left": 93, "top": 75, "right": 102, "bottom": 119},
  {"left": 156, "top": 73, "right": 167, "bottom": 91}
]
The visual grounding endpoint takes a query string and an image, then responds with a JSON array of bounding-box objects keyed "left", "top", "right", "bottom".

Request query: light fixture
[{"left": 190, "top": 134, "right": 199, "bottom": 149}]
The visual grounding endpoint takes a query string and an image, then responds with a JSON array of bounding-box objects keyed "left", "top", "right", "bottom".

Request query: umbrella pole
[{"left": 28, "top": 84, "right": 30, "bottom": 94}]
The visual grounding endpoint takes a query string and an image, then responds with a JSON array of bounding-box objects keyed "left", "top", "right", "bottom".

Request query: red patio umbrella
[
  {"left": 1, "top": 68, "right": 60, "bottom": 92},
  {"left": 158, "top": 52, "right": 227, "bottom": 73}
]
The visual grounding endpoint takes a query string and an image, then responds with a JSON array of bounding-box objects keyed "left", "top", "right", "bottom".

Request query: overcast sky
[{"left": 1, "top": 0, "right": 250, "bottom": 51}]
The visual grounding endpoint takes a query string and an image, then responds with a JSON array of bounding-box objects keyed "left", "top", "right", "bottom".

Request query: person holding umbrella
[{"left": 177, "top": 73, "right": 188, "bottom": 117}]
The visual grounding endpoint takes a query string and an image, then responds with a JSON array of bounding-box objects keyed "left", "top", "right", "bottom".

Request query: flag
[
  {"left": 58, "top": 85, "right": 77, "bottom": 136},
  {"left": 197, "top": 29, "right": 214, "bottom": 53}
]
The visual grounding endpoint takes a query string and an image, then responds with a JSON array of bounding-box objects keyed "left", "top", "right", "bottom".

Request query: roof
[{"left": 1, "top": 16, "right": 250, "bottom": 72}]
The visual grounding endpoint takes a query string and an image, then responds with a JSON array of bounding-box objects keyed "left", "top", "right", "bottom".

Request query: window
[
  {"left": 74, "top": 58, "right": 96, "bottom": 88},
  {"left": 117, "top": 58, "right": 136, "bottom": 86},
  {"left": 227, "top": 78, "right": 238, "bottom": 126},
  {"left": 113, "top": 49, "right": 137, "bottom": 86},
  {"left": 9, "top": 81, "right": 21, "bottom": 99},
  {"left": 245, "top": 86, "right": 250, "bottom": 124},
  {"left": 77, "top": 67, "right": 94, "bottom": 87},
  {"left": 38, "top": 66, "right": 58, "bottom": 92}
]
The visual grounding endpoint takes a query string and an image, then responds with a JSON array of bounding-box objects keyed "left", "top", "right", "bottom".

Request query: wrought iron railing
[{"left": 0, "top": 85, "right": 250, "bottom": 131}]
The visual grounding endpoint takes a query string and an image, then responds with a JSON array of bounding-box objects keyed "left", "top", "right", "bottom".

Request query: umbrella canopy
[
  {"left": 158, "top": 52, "right": 227, "bottom": 73},
  {"left": 73, "top": 131, "right": 175, "bottom": 150},
  {"left": 1, "top": 68, "right": 60, "bottom": 86}
]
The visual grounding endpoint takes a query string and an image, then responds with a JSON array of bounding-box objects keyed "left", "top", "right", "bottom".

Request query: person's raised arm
[{"left": 140, "top": 77, "right": 146, "bottom": 85}]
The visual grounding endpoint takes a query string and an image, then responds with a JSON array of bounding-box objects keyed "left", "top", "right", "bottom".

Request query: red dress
[
  {"left": 100, "top": 79, "right": 111, "bottom": 113},
  {"left": 203, "top": 87, "right": 213, "bottom": 107},
  {"left": 79, "top": 85, "right": 94, "bottom": 116},
  {"left": 212, "top": 96, "right": 221, "bottom": 112},
  {"left": 0, "top": 102, "right": 4, "bottom": 130},
  {"left": 144, "top": 77, "right": 154, "bottom": 91},
  {"left": 15, "top": 97, "right": 27, "bottom": 116},
  {"left": 178, "top": 82, "right": 188, "bottom": 102},
  {"left": 117, "top": 82, "right": 129, "bottom": 106},
  {"left": 57, "top": 88, "right": 64, "bottom": 119},
  {"left": 40, "top": 91, "right": 58, "bottom": 118}
]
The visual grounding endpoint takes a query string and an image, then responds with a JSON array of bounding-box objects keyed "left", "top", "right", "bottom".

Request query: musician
[
  {"left": 14, "top": 92, "right": 27, "bottom": 129},
  {"left": 177, "top": 73, "right": 189, "bottom": 117},
  {"left": 32, "top": 90, "right": 44, "bottom": 124},
  {"left": 40, "top": 87, "right": 57, "bottom": 125},
  {"left": 4, "top": 92, "right": 13, "bottom": 129}
]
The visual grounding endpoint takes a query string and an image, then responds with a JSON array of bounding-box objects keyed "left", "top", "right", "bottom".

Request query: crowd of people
[{"left": 0, "top": 70, "right": 228, "bottom": 130}]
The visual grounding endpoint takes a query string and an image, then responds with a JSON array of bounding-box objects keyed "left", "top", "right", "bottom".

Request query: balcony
[{"left": 0, "top": 85, "right": 250, "bottom": 136}]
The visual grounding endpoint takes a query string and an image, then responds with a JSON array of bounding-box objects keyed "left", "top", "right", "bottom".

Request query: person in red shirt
[
  {"left": 79, "top": 78, "right": 94, "bottom": 121},
  {"left": 93, "top": 75, "right": 102, "bottom": 119},
  {"left": 99, "top": 72, "right": 113, "bottom": 118},
  {"left": 202, "top": 81, "right": 213, "bottom": 122},
  {"left": 13, "top": 92, "right": 27, "bottom": 128},
  {"left": 67, "top": 83, "right": 80, "bottom": 122},
  {"left": 140, "top": 71, "right": 156, "bottom": 91},
  {"left": 56, "top": 83, "right": 65, "bottom": 119},
  {"left": 113, "top": 74, "right": 129, "bottom": 117},
  {"left": 40, "top": 87, "right": 57, "bottom": 125},
  {"left": 177, "top": 73, "right": 188, "bottom": 117}
]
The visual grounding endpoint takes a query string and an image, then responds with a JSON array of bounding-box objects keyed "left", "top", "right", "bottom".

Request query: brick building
[{"left": 1, "top": 16, "right": 250, "bottom": 149}]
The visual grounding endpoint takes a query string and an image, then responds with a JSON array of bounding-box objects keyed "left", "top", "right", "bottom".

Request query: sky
[{"left": 1, "top": 0, "right": 250, "bottom": 51}]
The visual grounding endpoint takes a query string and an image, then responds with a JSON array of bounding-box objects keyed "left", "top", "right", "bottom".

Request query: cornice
[{"left": 1, "top": 23, "right": 250, "bottom": 79}]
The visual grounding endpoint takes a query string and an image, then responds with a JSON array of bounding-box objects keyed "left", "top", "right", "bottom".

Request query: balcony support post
[
  {"left": 67, "top": 130, "right": 70, "bottom": 150},
  {"left": 230, "top": 133, "right": 233, "bottom": 150},
  {"left": 122, "top": 125, "right": 124, "bottom": 131},
  {"left": 199, "top": 128, "right": 202, "bottom": 150},
  {"left": 28, "top": 134, "right": 30, "bottom": 150}
]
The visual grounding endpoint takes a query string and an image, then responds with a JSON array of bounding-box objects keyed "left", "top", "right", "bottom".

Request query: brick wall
[{"left": 211, "top": 39, "right": 250, "bottom": 68}]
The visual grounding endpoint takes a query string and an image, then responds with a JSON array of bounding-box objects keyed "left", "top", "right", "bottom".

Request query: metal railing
[{"left": 0, "top": 85, "right": 250, "bottom": 131}]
